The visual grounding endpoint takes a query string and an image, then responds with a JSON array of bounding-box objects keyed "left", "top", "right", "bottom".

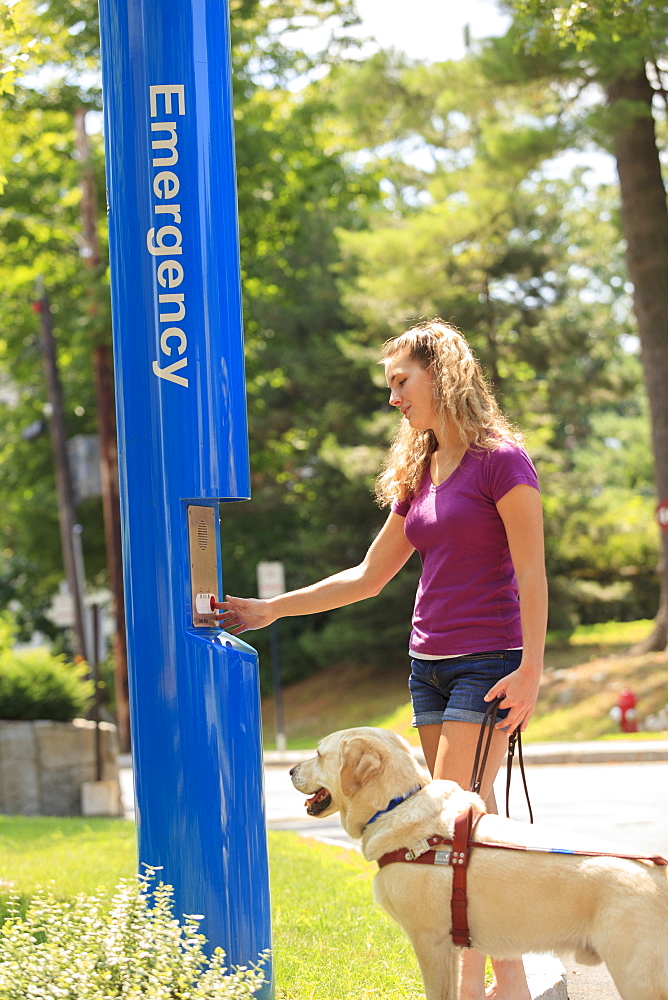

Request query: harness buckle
[{"left": 404, "top": 838, "right": 433, "bottom": 861}]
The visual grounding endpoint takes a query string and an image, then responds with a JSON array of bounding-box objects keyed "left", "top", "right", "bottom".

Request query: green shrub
[
  {"left": 0, "top": 869, "right": 268, "bottom": 999},
  {"left": 0, "top": 647, "right": 93, "bottom": 721},
  {"left": 0, "top": 612, "right": 17, "bottom": 653}
]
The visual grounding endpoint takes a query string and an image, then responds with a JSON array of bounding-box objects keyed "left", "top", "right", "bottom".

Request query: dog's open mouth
[{"left": 305, "top": 786, "right": 332, "bottom": 815}]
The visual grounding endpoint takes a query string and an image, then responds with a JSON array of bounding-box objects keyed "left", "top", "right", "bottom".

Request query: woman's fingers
[{"left": 218, "top": 596, "right": 273, "bottom": 632}]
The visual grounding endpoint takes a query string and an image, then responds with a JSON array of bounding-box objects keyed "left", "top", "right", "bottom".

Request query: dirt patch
[
  {"left": 533, "top": 650, "right": 668, "bottom": 741},
  {"left": 262, "top": 658, "right": 412, "bottom": 747}
]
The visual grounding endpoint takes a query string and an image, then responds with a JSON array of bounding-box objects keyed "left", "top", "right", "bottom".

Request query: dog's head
[{"left": 290, "top": 727, "right": 429, "bottom": 839}]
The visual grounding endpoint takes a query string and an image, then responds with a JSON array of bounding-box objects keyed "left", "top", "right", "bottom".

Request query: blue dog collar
[{"left": 365, "top": 786, "right": 423, "bottom": 828}]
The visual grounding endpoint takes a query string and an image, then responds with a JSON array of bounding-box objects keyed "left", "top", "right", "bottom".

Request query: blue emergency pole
[{"left": 97, "top": 0, "right": 272, "bottom": 990}]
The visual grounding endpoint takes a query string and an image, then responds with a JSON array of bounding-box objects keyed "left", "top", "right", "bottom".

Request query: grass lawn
[
  {"left": 0, "top": 618, "right": 664, "bottom": 995},
  {"left": 0, "top": 815, "right": 137, "bottom": 898},
  {"left": 261, "top": 619, "right": 668, "bottom": 748},
  {"left": 269, "top": 831, "right": 423, "bottom": 999},
  {"left": 0, "top": 817, "right": 424, "bottom": 999}
]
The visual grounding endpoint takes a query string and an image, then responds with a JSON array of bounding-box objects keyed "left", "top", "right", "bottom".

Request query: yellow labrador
[{"left": 290, "top": 727, "right": 668, "bottom": 1000}]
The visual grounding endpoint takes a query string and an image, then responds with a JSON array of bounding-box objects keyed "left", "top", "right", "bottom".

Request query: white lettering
[
  {"left": 160, "top": 327, "right": 187, "bottom": 355},
  {"left": 147, "top": 225, "right": 183, "bottom": 256},
  {"left": 157, "top": 260, "right": 184, "bottom": 288},
  {"left": 153, "top": 171, "right": 180, "bottom": 200},
  {"left": 155, "top": 204, "right": 182, "bottom": 225},
  {"left": 159, "top": 295, "right": 186, "bottom": 324},
  {"left": 147, "top": 87, "right": 189, "bottom": 387},
  {"left": 149, "top": 85, "right": 186, "bottom": 117},
  {"left": 151, "top": 122, "right": 179, "bottom": 166},
  {"left": 153, "top": 357, "right": 189, "bottom": 386}
]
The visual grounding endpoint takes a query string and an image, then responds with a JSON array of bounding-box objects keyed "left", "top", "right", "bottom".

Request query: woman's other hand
[{"left": 484, "top": 663, "right": 541, "bottom": 734}]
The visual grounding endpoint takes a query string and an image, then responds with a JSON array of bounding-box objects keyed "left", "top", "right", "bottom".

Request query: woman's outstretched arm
[{"left": 218, "top": 511, "right": 415, "bottom": 634}]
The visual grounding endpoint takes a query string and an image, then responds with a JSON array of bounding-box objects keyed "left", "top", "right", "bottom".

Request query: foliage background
[{"left": 0, "top": 0, "right": 662, "bottom": 692}]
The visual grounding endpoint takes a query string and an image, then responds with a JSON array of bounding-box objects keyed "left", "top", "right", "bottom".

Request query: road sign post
[{"left": 257, "top": 563, "right": 287, "bottom": 752}]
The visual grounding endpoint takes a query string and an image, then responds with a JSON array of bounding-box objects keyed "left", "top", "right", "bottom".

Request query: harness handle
[{"left": 469, "top": 696, "right": 533, "bottom": 823}]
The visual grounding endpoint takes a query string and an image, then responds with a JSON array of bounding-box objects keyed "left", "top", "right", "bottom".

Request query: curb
[
  {"left": 525, "top": 953, "right": 567, "bottom": 1000},
  {"left": 262, "top": 739, "right": 668, "bottom": 768},
  {"left": 519, "top": 739, "right": 668, "bottom": 765}
]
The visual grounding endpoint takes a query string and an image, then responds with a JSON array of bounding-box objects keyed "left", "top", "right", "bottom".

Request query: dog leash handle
[
  {"left": 470, "top": 697, "right": 533, "bottom": 824},
  {"left": 469, "top": 698, "right": 499, "bottom": 796},
  {"left": 506, "top": 729, "right": 533, "bottom": 824}
]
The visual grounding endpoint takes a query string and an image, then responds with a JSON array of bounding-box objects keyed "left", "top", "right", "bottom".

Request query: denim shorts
[{"left": 409, "top": 649, "right": 522, "bottom": 727}]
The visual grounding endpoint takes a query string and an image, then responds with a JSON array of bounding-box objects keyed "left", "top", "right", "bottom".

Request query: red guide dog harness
[{"left": 376, "top": 805, "right": 668, "bottom": 949}]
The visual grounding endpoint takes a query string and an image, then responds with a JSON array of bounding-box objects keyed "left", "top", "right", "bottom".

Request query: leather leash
[{"left": 470, "top": 696, "right": 533, "bottom": 823}]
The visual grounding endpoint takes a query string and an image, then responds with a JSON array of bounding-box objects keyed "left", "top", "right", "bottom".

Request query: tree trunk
[
  {"left": 75, "top": 107, "right": 131, "bottom": 748},
  {"left": 93, "top": 344, "right": 131, "bottom": 751},
  {"left": 607, "top": 65, "right": 668, "bottom": 652},
  {"left": 38, "top": 289, "right": 88, "bottom": 661}
]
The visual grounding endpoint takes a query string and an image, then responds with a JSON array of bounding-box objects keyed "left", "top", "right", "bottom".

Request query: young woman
[{"left": 221, "top": 318, "right": 547, "bottom": 1000}]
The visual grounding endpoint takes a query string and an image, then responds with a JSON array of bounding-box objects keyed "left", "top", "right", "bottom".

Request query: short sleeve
[
  {"left": 392, "top": 497, "right": 411, "bottom": 518},
  {"left": 485, "top": 443, "right": 539, "bottom": 504}
]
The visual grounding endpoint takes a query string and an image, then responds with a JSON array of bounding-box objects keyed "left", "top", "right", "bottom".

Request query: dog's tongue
[{"left": 306, "top": 788, "right": 329, "bottom": 810}]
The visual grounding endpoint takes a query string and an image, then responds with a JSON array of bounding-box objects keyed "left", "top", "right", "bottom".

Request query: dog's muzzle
[
  {"left": 289, "top": 764, "right": 333, "bottom": 815},
  {"left": 304, "top": 786, "right": 332, "bottom": 815}
]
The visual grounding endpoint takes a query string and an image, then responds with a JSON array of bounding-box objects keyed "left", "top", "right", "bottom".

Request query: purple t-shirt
[{"left": 392, "top": 440, "right": 539, "bottom": 657}]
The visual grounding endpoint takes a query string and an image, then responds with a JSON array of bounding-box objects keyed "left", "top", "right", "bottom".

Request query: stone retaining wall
[{"left": 0, "top": 718, "right": 121, "bottom": 816}]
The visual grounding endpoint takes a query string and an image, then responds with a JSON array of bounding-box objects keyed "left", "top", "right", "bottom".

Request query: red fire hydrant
[{"left": 610, "top": 688, "right": 638, "bottom": 733}]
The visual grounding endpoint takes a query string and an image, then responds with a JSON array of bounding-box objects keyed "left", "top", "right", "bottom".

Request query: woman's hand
[
  {"left": 485, "top": 663, "right": 541, "bottom": 734},
  {"left": 216, "top": 595, "right": 277, "bottom": 634}
]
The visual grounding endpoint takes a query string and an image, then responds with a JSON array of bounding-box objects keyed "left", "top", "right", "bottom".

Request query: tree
[
  {"left": 503, "top": 0, "right": 668, "bottom": 648},
  {"left": 0, "top": 0, "right": 387, "bottom": 689},
  {"left": 320, "top": 49, "right": 655, "bottom": 630},
  {"left": 1, "top": 1, "right": 661, "bottom": 695},
  {"left": 0, "top": 101, "right": 108, "bottom": 628}
]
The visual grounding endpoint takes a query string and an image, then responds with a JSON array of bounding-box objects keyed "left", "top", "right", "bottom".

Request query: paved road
[
  {"left": 121, "top": 753, "right": 668, "bottom": 854},
  {"left": 267, "top": 758, "right": 668, "bottom": 856}
]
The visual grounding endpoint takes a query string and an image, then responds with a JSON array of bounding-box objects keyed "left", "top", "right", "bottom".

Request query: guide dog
[{"left": 290, "top": 726, "right": 668, "bottom": 1000}]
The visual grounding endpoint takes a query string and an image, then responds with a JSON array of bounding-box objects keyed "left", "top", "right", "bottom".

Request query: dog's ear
[{"left": 339, "top": 736, "right": 384, "bottom": 797}]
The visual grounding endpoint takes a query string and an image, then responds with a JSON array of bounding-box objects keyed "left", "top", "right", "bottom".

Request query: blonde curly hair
[{"left": 375, "top": 318, "right": 523, "bottom": 506}]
